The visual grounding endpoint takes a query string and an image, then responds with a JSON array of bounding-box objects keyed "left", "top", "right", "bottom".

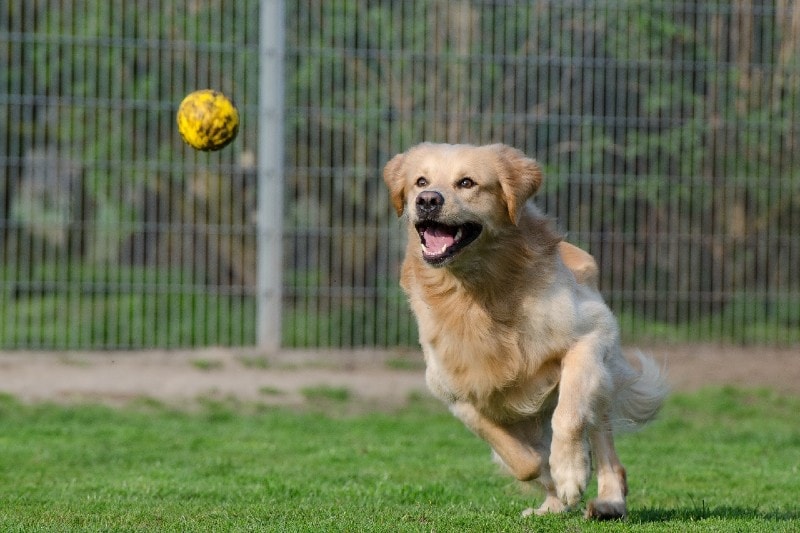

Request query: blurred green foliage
[{"left": 1, "top": 1, "right": 798, "bottom": 347}]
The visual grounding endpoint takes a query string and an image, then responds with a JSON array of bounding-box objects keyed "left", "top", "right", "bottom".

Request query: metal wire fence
[
  {"left": 1, "top": 1, "right": 261, "bottom": 348},
  {"left": 2, "top": 1, "right": 799, "bottom": 349}
]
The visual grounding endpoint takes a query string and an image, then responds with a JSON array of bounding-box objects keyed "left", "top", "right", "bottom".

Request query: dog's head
[{"left": 383, "top": 143, "right": 543, "bottom": 266}]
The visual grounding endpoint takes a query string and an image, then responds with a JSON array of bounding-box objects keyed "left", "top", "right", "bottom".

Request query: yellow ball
[{"left": 176, "top": 89, "right": 240, "bottom": 151}]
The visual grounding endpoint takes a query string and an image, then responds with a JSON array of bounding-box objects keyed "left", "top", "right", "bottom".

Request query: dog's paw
[
  {"left": 584, "top": 498, "right": 626, "bottom": 520},
  {"left": 532, "top": 494, "right": 567, "bottom": 515},
  {"left": 549, "top": 440, "right": 589, "bottom": 507}
]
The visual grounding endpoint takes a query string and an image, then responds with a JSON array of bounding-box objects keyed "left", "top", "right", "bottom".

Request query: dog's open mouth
[{"left": 415, "top": 221, "right": 482, "bottom": 265}]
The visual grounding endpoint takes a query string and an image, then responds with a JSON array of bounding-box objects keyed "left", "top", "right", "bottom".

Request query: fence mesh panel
[
  {"left": 2, "top": 1, "right": 799, "bottom": 349},
  {"left": 1, "top": 1, "right": 260, "bottom": 348}
]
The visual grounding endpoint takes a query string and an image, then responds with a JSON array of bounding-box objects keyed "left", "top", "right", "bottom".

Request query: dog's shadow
[{"left": 631, "top": 504, "right": 799, "bottom": 524}]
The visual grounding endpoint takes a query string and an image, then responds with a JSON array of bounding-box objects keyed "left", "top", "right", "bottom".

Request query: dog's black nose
[{"left": 416, "top": 190, "right": 444, "bottom": 217}]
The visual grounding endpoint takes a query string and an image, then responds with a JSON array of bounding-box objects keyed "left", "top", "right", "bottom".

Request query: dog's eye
[
  {"left": 457, "top": 177, "right": 475, "bottom": 189},
  {"left": 416, "top": 177, "right": 428, "bottom": 187}
]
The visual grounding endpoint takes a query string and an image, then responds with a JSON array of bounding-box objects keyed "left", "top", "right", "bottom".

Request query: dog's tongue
[{"left": 423, "top": 226, "right": 456, "bottom": 252}]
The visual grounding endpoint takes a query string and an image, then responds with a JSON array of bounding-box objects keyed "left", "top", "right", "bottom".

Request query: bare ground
[{"left": 0, "top": 343, "right": 798, "bottom": 409}]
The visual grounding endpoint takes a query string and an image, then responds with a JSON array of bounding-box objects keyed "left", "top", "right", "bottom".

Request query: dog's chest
[
  {"left": 415, "top": 288, "right": 542, "bottom": 402},
  {"left": 409, "top": 271, "right": 572, "bottom": 417},
  {"left": 421, "top": 318, "right": 562, "bottom": 421}
]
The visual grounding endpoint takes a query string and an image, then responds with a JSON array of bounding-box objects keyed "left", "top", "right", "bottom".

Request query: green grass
[
  {"left": 3, "top": 262, "right": 798, "bottom": 348},
  {"left": 191, "top": 358, "right": 225, "bottom": 371},
  {"left": 0, "top": 263, "right": 256, "bottom": 349},
  {"left": 258, "top": 385, "right": 285, "bottom": 396},
  {"left": 0, "top": 388, "right": 798, "bottom": 531},
  {"left": 385, "top": 355, "right": 427, "bottom": 371},
  {"left": 238, "top": 354, "right": 272, "bottom": 369},
  {"left": 616, "top": 293, "right": 800, "bottom": 345},
  {"left": 300, "top": 385, "right": 352, "bottom": 403}
]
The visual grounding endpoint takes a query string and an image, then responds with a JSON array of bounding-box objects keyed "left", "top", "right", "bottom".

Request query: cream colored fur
[{"left": 383, "top": 143, "right": 668, "bottom": 519}]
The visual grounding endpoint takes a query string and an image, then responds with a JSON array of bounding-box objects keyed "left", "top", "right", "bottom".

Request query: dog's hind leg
[
  {"left": 585, "top": 419, "right": 627, "bottom": 520},
  {"left": 558, "top": 242, "right": 598, "bottom": 289}
]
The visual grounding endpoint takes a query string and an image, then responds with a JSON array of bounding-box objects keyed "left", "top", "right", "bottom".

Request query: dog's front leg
[
  {"left": 449, "top": 402, "right": 543, "bottom": 482},
  {"left": 549, "top": 334, "right": 613, "bottom": 509}
]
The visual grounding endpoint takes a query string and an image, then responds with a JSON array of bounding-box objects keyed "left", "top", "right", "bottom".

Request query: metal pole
[{"left": 257, "top": 0, "right": 285, "bottom": 352}]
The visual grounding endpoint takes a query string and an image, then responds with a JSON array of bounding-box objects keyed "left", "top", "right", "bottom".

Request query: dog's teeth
[
  {"left": 440, "top": 244, "right": 448, "bottom": 254},
  {"left": 455, "top": 228, "right": 462, "bottom": 241}
]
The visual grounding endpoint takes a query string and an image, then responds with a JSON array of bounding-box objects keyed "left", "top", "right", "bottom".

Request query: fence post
[{"left": 257, "top": 0, "right": 285, "bottom": 352}]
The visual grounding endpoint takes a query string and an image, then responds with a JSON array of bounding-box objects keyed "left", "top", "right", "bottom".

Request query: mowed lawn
[{"left": 0, "top": 387, "right": 798, "bottom": 532}]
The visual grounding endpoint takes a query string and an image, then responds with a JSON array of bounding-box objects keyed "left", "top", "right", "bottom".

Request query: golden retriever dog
[{"left": 383, "top": 143, "right": 667, "bottom": 519}]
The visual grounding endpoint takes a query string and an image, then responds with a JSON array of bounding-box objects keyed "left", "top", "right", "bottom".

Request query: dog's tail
[{"left": 611, "top": 351, "right": 669, "bottom": 432}]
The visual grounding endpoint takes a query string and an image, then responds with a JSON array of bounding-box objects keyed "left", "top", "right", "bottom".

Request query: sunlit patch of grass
[
  {"left": 300, "top": 385, "right": 351, "bottom": 403},
  {"left": 191, "top": 358, "right": 224, "bottom": 371}
]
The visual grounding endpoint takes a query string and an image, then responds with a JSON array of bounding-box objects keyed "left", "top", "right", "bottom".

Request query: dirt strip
[{"left": 0, "top": 344, "right": 797, "bottom": 408}]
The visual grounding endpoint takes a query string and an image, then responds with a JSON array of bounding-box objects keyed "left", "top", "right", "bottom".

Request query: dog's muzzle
[{"left": 413, "top": 191, "right": 482, "bottom": 266}]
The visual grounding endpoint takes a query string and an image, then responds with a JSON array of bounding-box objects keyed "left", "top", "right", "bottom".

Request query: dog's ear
[
  {"left": 383, "top": 152, "right": 407, "bottom": 216},
  {"left": 492, "top": 144, "right": 543, "bottom": 224}
]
